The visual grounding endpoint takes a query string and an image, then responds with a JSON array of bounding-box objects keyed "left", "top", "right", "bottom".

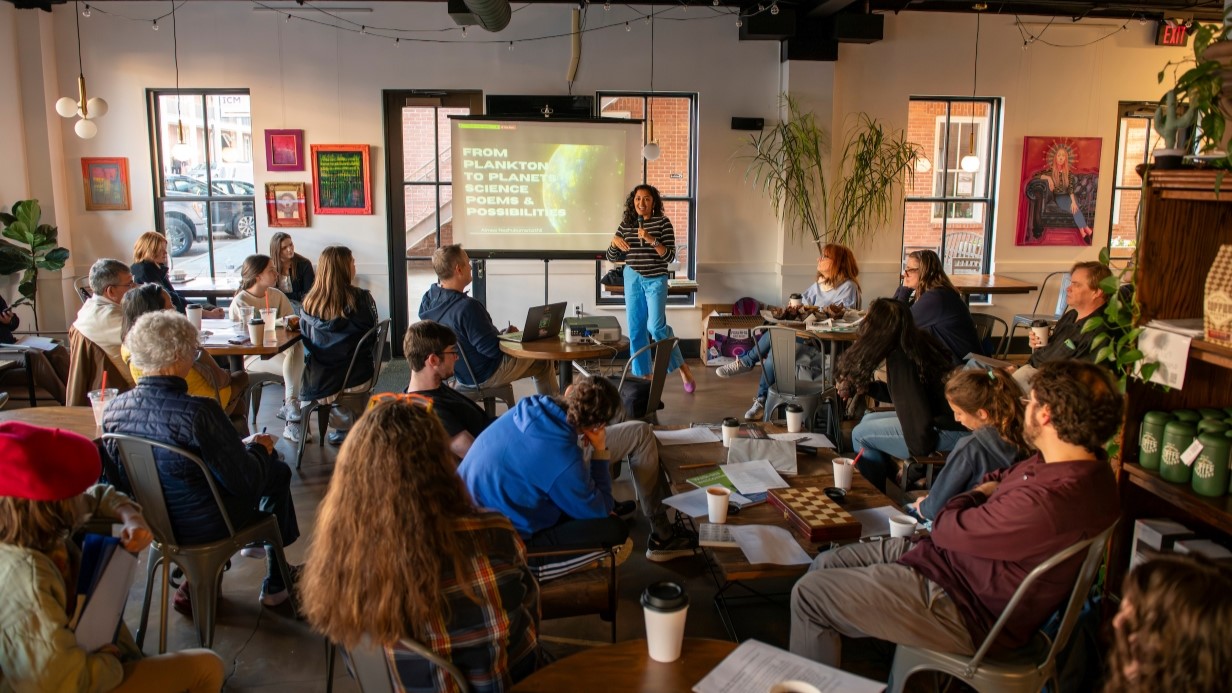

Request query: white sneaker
[
  {"left": 282, "top": 422, "right": 303, "bottom": 444},
  {"left": 716, "top": 360, "right": 753, "bottom": 378},
  {"left": 278, "top": 401, "right": 302, "bottom": 423},
  {"left": 744, "top": 399, "right": 765, "bottom": 421}
]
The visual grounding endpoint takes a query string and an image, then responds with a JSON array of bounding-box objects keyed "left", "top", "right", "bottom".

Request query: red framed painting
[
  {"left": 1014, "top": 136, "right": 1102, "bottom": 247},
  {"left": 311, "top": 144, "right": 372, "bottom": 215},
  {"left": 265, "top": 129, "right": 304, "bottom": 172},
  {"left": 265, "top": 182, "right": 309, "bottom": 228},
  {"left": 81, "top": 157, "right": 131, "bottom": 211}
]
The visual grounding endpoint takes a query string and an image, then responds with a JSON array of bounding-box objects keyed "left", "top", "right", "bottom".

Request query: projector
[{"left": 564, "top": 316, "right": 622, "bottom": 344}]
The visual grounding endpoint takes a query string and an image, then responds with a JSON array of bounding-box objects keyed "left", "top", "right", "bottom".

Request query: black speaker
[{"left": 731, "top": 117, "right": 765, "bottom": 131}]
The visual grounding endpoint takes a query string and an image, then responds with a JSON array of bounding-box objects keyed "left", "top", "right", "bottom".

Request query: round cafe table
[
  {"left": 0, "top": 406, "right": 100, "bottom": 439},
  {"left": 511, "top": 638, "right": 737, "bottom": 693},
  {"left": 500, "top": 336, "right": 629, "bottom": 391}
]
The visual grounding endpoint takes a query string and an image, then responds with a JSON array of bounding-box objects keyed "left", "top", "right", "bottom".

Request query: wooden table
[
  {"left": 510, "top": 639, "right": 736, "bottom": 692},
  {"left": 602, "top": 283, "right": 698, "bottom": 296},
  {"left": 948, "top": 274, "right": 1038, "bottom": 304},
  {"left": 200, "top": 319, "right": 302, "bottom": 359},
  {"left": 171, "top": 277, "right": 240, "bottom": 300},
  {"left": 500, "top": 337, "right": 629, "bottom": 391},
  {"left": 0, "top": 406, "right": 100, "bottom": 439}
]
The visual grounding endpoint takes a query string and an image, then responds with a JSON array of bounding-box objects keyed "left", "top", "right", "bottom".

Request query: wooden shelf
[
  {"left": 1122, "top": 462, "right": 1232, "bottom": 536},
  {"left": 1190, "top": 340, "right": 1232, "bottom": 370}
]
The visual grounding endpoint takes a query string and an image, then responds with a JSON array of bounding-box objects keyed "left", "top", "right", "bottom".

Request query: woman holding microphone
[{"left": 606, "top": 185, "right": 695, "bottom": 393}]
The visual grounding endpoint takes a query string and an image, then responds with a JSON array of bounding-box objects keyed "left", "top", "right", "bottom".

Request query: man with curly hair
[{"left": 790, "top": 360, "right": 1121, "bottom": 668}]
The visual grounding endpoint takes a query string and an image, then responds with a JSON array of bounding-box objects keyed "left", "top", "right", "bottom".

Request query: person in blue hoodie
[
  {"left": 459, "top": 376, "right": 698, "bottom": 579},
  {"left": 907, "top": 366, "right": 1030, "bottom": 522},
  {"left": 419, "top": 244, "right": 557, "bottom": 395}
]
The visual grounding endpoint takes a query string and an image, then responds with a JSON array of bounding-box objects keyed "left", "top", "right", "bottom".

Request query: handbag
[{"left": 601, "top": 266, "right": 624, "bottom": 287}]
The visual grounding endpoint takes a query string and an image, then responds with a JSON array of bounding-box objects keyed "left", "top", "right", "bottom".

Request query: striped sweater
[{"left": 605, "top": 215, "right": 676, "bottom": 278}]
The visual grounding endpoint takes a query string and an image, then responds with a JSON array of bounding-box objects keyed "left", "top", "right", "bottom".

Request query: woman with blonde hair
[
  {"left": 269, "top": 232, "right": 315, "bottom": 310},
  {"left": 130, "top": 231, "right": 224, "bottom": 318},
  {"left": 230, "top": 254, "right": 307, "bottom": 442},
  {"left": 894, "top": 249, "right": 980, "bottom": 365},
  {"left": 302, "top": 397, "right": 540, "bottom": 692},
  {"left": 299, "top": 246, "right": 378, "bottom": 445}
]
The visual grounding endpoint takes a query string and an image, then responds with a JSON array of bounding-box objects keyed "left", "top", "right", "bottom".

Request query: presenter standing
[{"left": 606, "top": 185, "right": 695, "bottom": 392}]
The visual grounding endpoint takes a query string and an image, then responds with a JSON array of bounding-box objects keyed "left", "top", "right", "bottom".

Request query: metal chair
[
  {"left": 888, "top": 523, "right": 1116, "bottom": 693},
  {"left": 614, "top": 336, "right": 678, "bottom": 423},
  {"left": 758, "top": 326, "right": 841, "bottom": 449},
  {"left": 1008, "top": 271, "right": 1071, "bottom": 351},
  {"left": 325, "top": 635, "right": 471, "bottom": 693},
  {"left": 73, "top": 276, "right": 93, "bottom": 304},
  {"left": 242, "top": 371, "right": 286, "bottom": 426},
  {"left": 452, "top": 347, "right": 516, "bottom": 418},
  {"left": 103, "top": 433, "right": 297, "bottom": 652},
  {"left": 970, "top": 313, "right": 1010, "bottom": 359},
  {"left": 296, "top": 319, "right": 390, "bottom": 469}
]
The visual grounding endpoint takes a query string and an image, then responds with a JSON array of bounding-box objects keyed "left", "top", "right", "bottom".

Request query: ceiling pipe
[{"left": 462, "top": 0, "right": 511, "bottom": 31}]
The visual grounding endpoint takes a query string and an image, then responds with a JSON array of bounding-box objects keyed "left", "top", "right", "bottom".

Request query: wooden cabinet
[{"left": 1108, "top": 170, "right": 1232, "bottom": 592}]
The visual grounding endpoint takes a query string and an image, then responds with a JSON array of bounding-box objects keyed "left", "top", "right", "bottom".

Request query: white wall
[{"left": 1, "top": 3, "right": 1188, "bottom": 338}]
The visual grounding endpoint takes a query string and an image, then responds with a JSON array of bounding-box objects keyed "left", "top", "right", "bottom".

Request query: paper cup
[
  {"left": 721, "top": 418, "right": 739, "bottom": 448},
  {"left": 170, "top": 270, "right": 187, "bottom": 281},
  {"left": 890, "top": 514, "right": 919, "bottom": 538},
  {"left": 86, "top": 388, "right": 118, "bottom": 426},
  {"left": 706, "top": 486, "right": 731, "bottom": 524},
  {"left": 641, "top": 582, "right": 688, "bottom": 663},
  {"left": 185, "top": 304, "right": 202, "bottom": 330},
  {"left": 247, "top": 320, "right": 266, "bottom": 346},
  {"left": 1031, "top": 325, "right": 1050, "bottom": 348},
  {"left": 832, "top": 458, "right": 854, "bottom": 490},
  {"left": 785, "top": 404, "right": 804, "bottom": 433}
]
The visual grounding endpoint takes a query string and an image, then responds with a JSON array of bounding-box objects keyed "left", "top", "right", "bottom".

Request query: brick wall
[{"left": 904, "top": 100, "right": 988, "bottom": 266}]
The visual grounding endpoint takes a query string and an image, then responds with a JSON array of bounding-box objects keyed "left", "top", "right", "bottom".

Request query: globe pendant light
[
  {"left": 56, "top": 1, "right": 107, "bottom": 139},
  {"left": 959, "top": 12, "right": 981, "bottom": 174},
  {"left": 169, "top": 1, "right": 194, "bottom": 162},
  {"left": 642, "top": 12, "right": 660, "bottom": 161}
]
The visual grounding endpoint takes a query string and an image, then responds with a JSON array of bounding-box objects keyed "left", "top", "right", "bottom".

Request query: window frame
[{"left": 1107, "top": 101, "right": 1157, "bottom": 260}]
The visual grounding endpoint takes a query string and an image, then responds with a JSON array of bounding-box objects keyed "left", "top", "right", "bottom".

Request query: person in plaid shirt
[{"left": 301, "top": 395, "right": 540, "bottom": 692}]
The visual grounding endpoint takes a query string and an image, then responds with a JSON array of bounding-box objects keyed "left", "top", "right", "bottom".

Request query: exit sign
[{"left": 1157, "top": 21, "right": 1190, "bottom": 47}]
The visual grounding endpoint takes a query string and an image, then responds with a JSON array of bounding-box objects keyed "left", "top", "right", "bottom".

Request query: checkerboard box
[{"left": 1130, "top": 518, "right": 1193, "bottom": 572}]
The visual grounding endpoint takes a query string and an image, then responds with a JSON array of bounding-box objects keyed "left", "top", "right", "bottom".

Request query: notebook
[{"left": 498, "top": 302, "right": 567, "bottom": 343}]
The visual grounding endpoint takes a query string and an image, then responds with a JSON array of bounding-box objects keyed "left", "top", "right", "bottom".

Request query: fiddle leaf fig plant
[{"left": 0, "top": 200, "right": 70, "bottom": 332}]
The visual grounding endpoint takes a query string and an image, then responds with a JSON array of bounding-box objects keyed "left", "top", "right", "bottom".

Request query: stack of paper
[
  {"left": 694, "top": 640, "right": 883, "bottom": 693},
  {"left": 1146, "top": 318, "right": 1204, "bottom": 338},
  {"left": 720, "top": 460, "right": 790, "bottom": 495}
]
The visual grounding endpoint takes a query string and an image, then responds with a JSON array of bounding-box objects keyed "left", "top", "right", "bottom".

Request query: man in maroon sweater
[{"left": 790, "top": 360, "right": 1122, "bottom": 668}]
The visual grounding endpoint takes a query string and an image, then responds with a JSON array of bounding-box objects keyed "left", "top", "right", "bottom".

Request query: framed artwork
[
  {"left": 311, "top": 144, "right": 372, "bottom": 215},
  {"left": 81, "top": 157, "right": 131, "bottom": 211},
  {"left": 265, "top": 182, "right": 309, "bottom": 228},
  {"left": 265, "top": 129, "right": 305, "bottom": 172},
  {"left": 1014, "top": 136, "right": 1103, "bottom": 247}
]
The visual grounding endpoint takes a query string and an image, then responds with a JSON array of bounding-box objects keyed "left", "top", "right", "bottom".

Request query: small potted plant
[{"left": 1156, "top": 21, "right": 1231, "bottom": 168}]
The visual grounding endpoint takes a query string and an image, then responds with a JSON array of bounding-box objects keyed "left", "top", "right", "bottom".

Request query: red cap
[{"left": 0, "top": 422, "right": 100, "bottom": 501}]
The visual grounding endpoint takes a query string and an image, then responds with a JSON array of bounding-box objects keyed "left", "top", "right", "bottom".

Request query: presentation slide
[{"left": 449, "top": 117, "right": 644, "bottom": 255}]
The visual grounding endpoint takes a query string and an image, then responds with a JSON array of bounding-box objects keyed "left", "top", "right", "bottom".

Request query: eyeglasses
[
  {"left": 904, "top": 267, "right": 921, "bottom": 275},
  {"left": 367, "top": 392, "right": 434, "bottom": 412},
  {"left": 1020, "top": 397, "right": 1035, "bottom": 407},
  {"left": 439, "top": 347, "right": 460, "bottom": 358},
  {"left": 110, "top": 281, "right": 137, "bottom": 290}
]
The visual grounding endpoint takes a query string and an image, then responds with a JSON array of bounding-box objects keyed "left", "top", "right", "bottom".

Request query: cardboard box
[
  {"left": 1204, "top": 245, "right": 1232, "bottom": 347},
  {"left": 1130, "top": 518, "right": 1194, "bottom": 572},
  {"left": 701, "top": 303, "right": 765, "bottom": 366}
]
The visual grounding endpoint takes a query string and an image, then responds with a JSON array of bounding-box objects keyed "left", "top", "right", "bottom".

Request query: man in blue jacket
[{"left": 419, "top": 244, "right": 556, "bottom": 395}]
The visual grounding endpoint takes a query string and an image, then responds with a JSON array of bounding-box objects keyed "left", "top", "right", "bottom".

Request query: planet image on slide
[{"left": 542, "top": 145, "right": 623, "bottom": 233}]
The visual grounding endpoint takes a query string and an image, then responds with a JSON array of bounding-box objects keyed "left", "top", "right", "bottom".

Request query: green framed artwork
[{"left": 311, "top": 144, "right": 372, "bottom": 215}]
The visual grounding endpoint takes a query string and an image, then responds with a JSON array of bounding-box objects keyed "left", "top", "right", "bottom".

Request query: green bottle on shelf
[
  {"left": 1139, "top": 411, "right": 1174, "bottom": 469},
  {"left": 1192, "top": 433, "right": 1229, "bottom": 497},
  {"left": 1160, "top": 420, "right": 1196, "bottom": 483}
]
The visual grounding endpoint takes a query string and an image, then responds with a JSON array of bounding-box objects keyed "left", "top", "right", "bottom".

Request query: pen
[{"left": 261, "top": 427, "right": 268, "bottom": 434}]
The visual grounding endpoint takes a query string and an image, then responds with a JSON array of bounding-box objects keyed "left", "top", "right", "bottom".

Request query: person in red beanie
[{"left": 0, "top": 421, "right": 225, "bottom": 692}]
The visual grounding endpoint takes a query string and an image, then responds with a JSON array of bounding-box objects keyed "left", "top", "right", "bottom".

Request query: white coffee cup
[
  {"left": 721, "top": 417, "right": 740, "bottom": 448},
  {"left": 785, "top": 404, "right": 805, "bottom": 433},
  {"left": 889, "top": 514, "right": 919, "bottom": 538},
  {"left": 185, "top": 304, "right": 202, "bottom": 330},
  {"left": 247, "top": 318, "right": 265, "bottom": 346},
  {"left": 170, "top": 268, "right": 187, "bottom": 281},
  {"left": 641, "top": 582, "right": 688, "bottom": 663},
  {"left": 832, "top": 458, "right": 854, "bottom": 490},
  {"left": 1031, "top": 325, "right": 1050, "bottom": 348},
  {"left": 706, "top": 486, "right": 731, "bottom": 524}
]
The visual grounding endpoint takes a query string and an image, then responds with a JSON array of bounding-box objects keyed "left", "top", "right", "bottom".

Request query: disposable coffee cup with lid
[
  {"left": 721, "top": 417, "right": 740, "bottom": 448},
  {"left": 785, "top": 403, "right": 805, "bottom": 433},
  {"left": 1030, "top": 319, "right": 1050, "bottom": 348},
  {"left": 247, "top": 316, "right": 266, "bottom": 345},
  {"left": 787, "top": 293, "right": 803, "bottom": 308},
  {"left": 641, "top": 581, "right": 688, "bottom": 663}
]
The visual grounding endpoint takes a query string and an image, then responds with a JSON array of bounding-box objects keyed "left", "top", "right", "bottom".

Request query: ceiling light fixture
[
  {"left": 55, "top": 1, "right": 107, "bottom": 139},
  {"left": 169, "top": 1, "right": 193, "bottom": 162},
  {"left": 642, "top": 12, "right": 660, "bottom": 161},
  {"left": 960, "top": 11, "right": 981, "bottom": 173}
]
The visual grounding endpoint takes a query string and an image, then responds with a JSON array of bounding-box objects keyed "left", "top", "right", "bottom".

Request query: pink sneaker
[{"left": 683, "top": 380, "right": 696, "bottom": 394}]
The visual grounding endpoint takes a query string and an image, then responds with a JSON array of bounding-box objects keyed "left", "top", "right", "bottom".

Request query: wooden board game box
[{"left": 768, "top": 486, "right": 862, "bottom": 543}]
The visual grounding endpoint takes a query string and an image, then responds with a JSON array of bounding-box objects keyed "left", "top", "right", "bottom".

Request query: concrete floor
[{"left": 114, "top": 359, "right": 903, "bottom": 691}]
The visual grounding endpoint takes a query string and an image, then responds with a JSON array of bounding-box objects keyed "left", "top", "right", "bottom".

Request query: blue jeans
[
  {"left": 850, "top": 411, "right": 969, "bottom": 493},
  {"left": 1056, "top": 194, "right": 1088, "bottom": 228},
  {"left": 623, "top": 265, "right": 685, "bottom": 377}
]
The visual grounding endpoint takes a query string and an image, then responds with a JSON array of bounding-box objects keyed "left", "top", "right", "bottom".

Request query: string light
[
  {"left": 736, "top": 17, "right": 743, "bottom": 27},
  {"left": 462, "top": 26, "right": 468, "bottom": 37},
  {"left": 285, "top": 13, "right": 290, "bottom": 22},
  {"left": 152, "top": 19, "right": 158, "bottom": 30},
  {"left": 508, "top": 41, "right": 514, "bottom": 50},
  {"left": 360, "top": 25, "right": 367, "bottom": 34},
  {"left": 712, "top": 0, "right": 719, "bottom": 5},
  {"left": 644, "top": 14, "right": 651, "bottom": 23},
  {"left": 604, "top": 0, "right": 610, "bottom": 9},
  {"left": 81, "top": 4, "right": 90, "bottom": 17},
  {"left": 770, "top": 3, "right": 779, "bottom": 14},
  {"left": 625, "top": 21, "right": 631, "bottom": 30}
]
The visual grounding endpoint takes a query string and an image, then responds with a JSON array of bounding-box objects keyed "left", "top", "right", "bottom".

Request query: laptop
[{"left": 499, "top": 302, "right": 568, "bottom": 343}]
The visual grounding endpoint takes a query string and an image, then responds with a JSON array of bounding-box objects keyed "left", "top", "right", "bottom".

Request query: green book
[{"left": 686, "top": 469, "right": 767, "bottom": 505}]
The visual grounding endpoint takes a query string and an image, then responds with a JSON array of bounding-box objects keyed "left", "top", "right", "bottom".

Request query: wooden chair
[{"left": 529, "top": 543, "right": 620, "bottom": 643}]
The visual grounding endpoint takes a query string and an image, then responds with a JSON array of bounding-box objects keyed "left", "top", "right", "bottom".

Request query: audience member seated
[
  {"left": 837, "top": 298, "right": 968, "bottom": 493},
  {"left": 718, "top": 243, "right": 862, "bottom": 420},
  {"left": 229, "top": 254, "right": 307, "bottom": 443},
  {"left": 302, "top": 396, "right": 540, "bottom": 692},
  {"left": 269, "top": 232, "right": 315, "bottom": 311},
  {"left": 0, "top": 421, "right": 225, "bottom": 693},
  {"left": 130, "top": 231, "right": 224, "bottom": 318},
  {"left": 73, "top": 258, "right": 137, "bottom": 376},
  {"left": 103, "top": 311, "right": 300, "bottom": 612},
  {"left": 894, "top": 249, "right": 981, "bottom": 364},
  {"left": 120, "top": 283, "right": 248, "bottom": 430},
  {"left": 0, "top": 292, "right": 70, "bottom": 405},
  {"left": 1009, "top": 260, "right": 1112, "bottom": 390},
  {"left": 403, "top": 320, "right": 490, "bottom": 460},
  {"left": 299, "top": 245, "right": 379, "bottom": 446},
  {"left": 907, "top": 367, "right": 1030, "bottom": 522},
  {"left": 419, "top": 244, "right": 557, "bottom": 396},
  {"left": 790, "top": 361, "right": 1122, "bottom": 669},
  {"left": 1105, "top": 554, "right": 1232, "bottom": 693},
  {"left": 459, "top": 376, "right": 697, "bottom": 579}
]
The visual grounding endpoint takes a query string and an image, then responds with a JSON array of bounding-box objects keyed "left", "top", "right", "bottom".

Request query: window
[
  {"left": 596, "top": 92, "right": 699, "bottom": 305},
  {"left": 904, "top": 98, "right": 1002, "bottom": 282},
  {"left": 1108, "top": 102, "right": 1159, "bottom": 259},
  {"left": 147, "top": 90, "right": 257, "bottom": 279}
]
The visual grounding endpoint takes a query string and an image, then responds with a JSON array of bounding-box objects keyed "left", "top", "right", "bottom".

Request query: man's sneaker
[
  {"left": 240, "top": 543, "right": 267, "bottom": 559},
  {"left": 278, "top": 402, "right": 302, "bottom": 423},
  {"left": 646, "top": 527, "right": 700, "bottom": 562},
  {"left": 259, "top": 564, "right": 301, "bottom": 607},
  {"left": 282, "top": 422, "right": 303, "bottom": 444},
  {"left": 744, "top": 399, "right": 765, "bottom": 421},
  {"left": 327, "top": 429, "right": 348, "bottom": 446},
  {"left": 716, "top": 360, "right": 753, "bottom": 378}
]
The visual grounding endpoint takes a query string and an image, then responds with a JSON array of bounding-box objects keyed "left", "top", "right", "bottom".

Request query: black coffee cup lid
[
  {"left": 786, "top": 403, "right": 803, "bottom": 412},
  {"left": 723, "top": 417, "right": 739, "bottom": 426},
  {"left": 249, "top": 317, "right": 264, "bottom": 324},
  {"left": 641, "top": 581, "right": 688, "bottom": 611}
]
